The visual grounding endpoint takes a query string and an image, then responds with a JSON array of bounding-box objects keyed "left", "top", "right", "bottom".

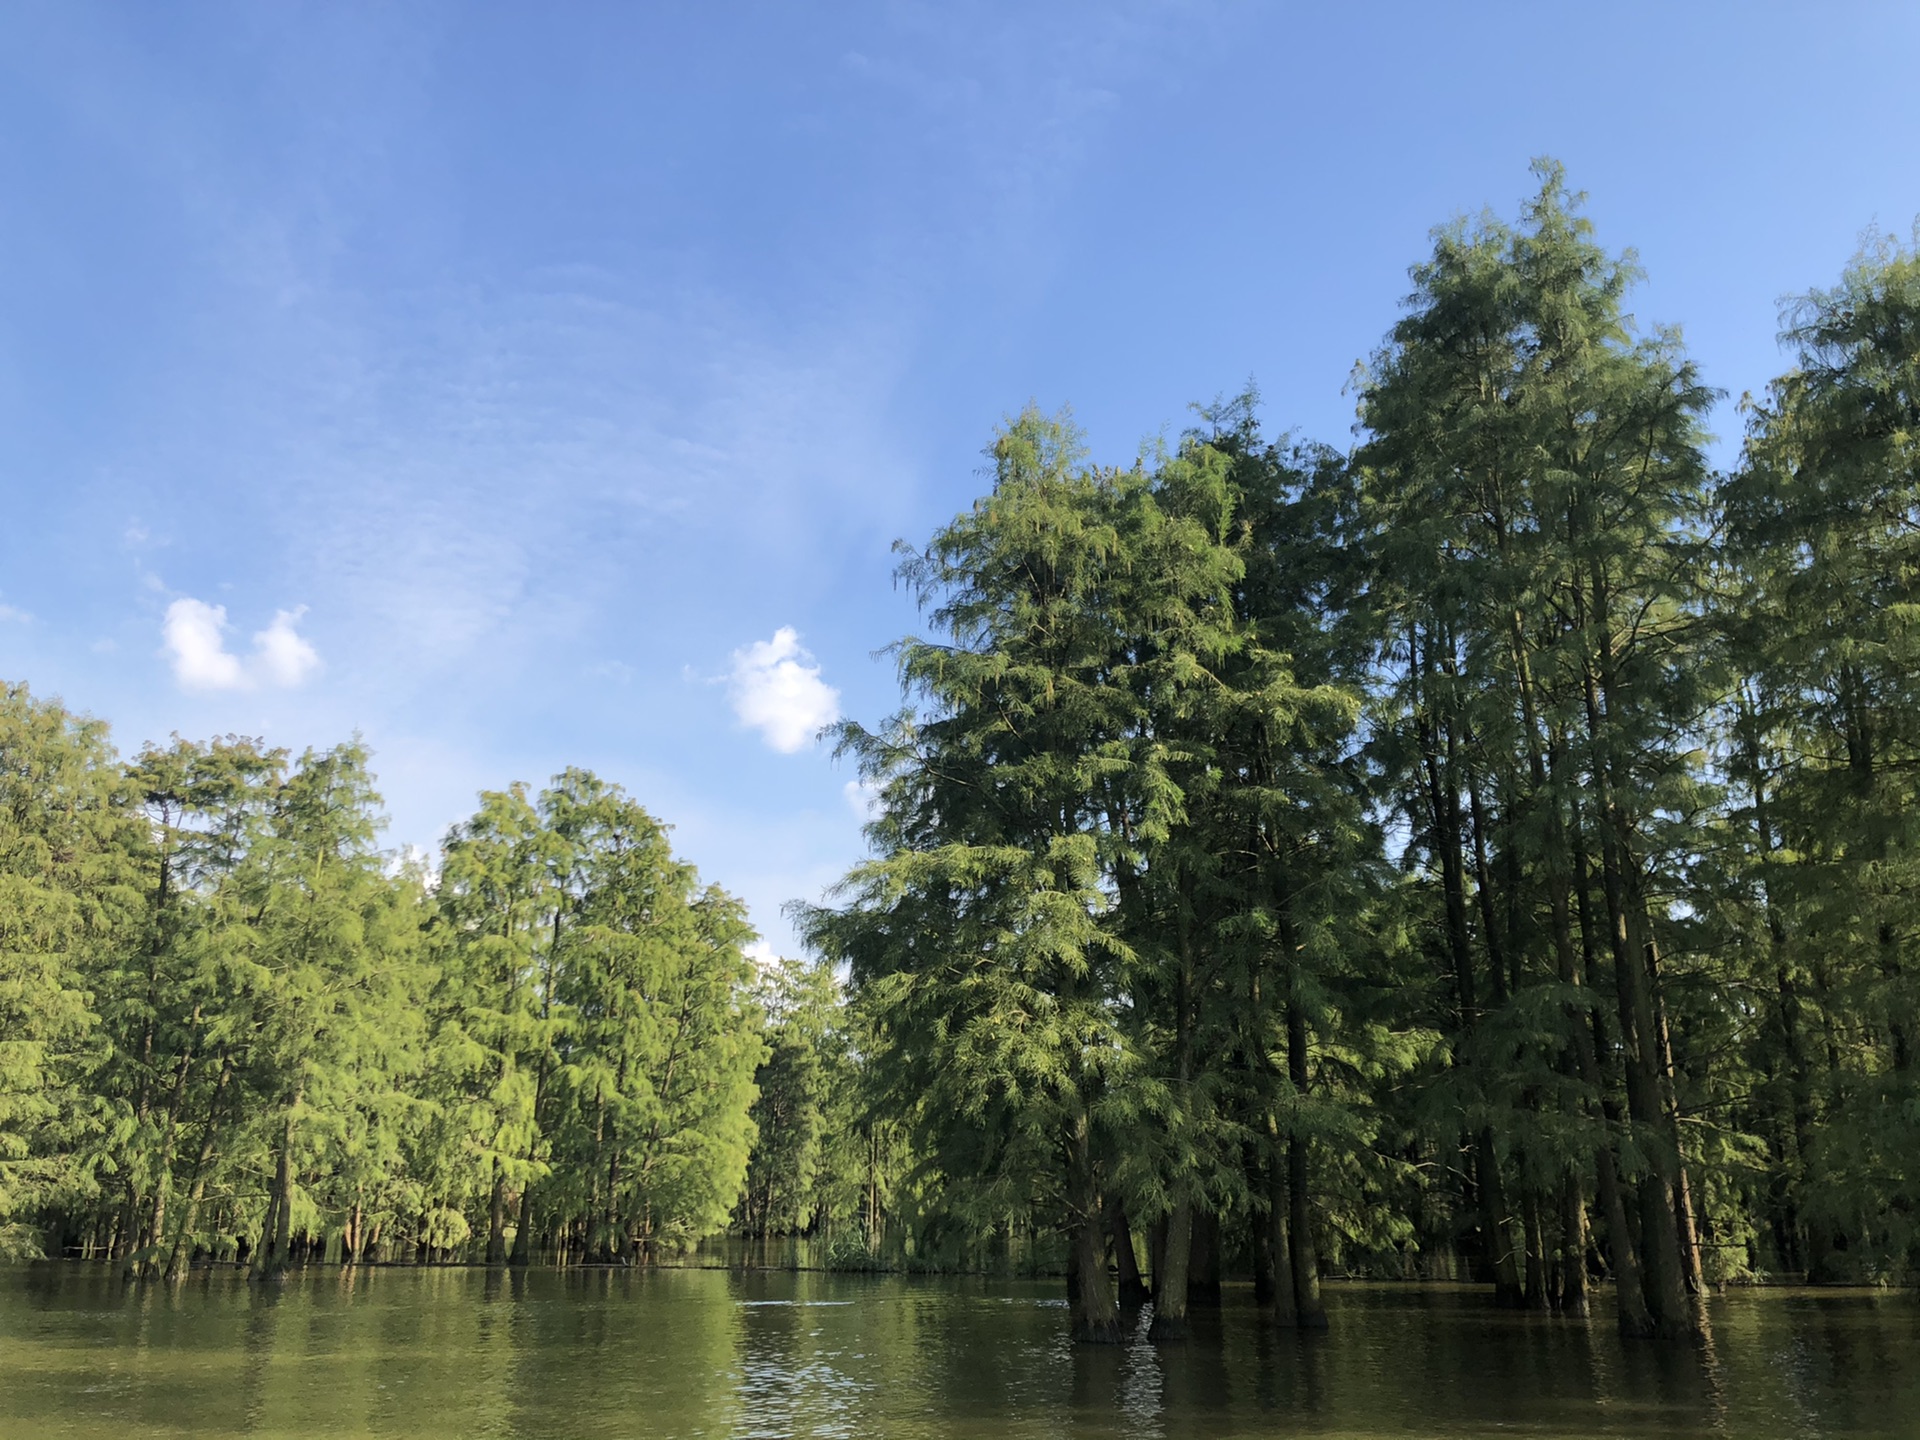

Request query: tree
[
  {"left": 1357, "top": 161, "right": 1720, "bottom": 1337},
  {"left": 245, "top": 744, "right": 424, "bottom": 1279},
  {"left": 0, "top": 684, "right": 137, "bottom": 1256},
  {"left": 1720, "top": 227, "right": 1920, "bottom": 1280},
  {"left": 806, "top": 408, "right": 1150, "bottom": 1342}
]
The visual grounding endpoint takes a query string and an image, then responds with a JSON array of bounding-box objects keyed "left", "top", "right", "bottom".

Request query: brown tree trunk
[
  {"left": 1065, "top": 1105, "right": 1121, "bottom": 1344},
  {"left": 511, "top": 1186, "right": 535, "bottom": 1266},
  {"left": 1523, "top": 1189, "right": 1550, "bottom": 1310},
  {"left": 1287, "top": 1002, "right": 1327, "bottom": 1330},
  {"left": 1265, "top": 1132, "right": 1298, "bottom": 1327},
  {"left": 251, "top": 1085, "right": 301, "bottom": 1280},
  {"left": 1147, "top": 1199, "right": 1192, "bottom": 1341},
  {"left": 1187, "top": 1208, "right": 1222, "bottom": 1307},
  {"left": 1559, "top": 1170, "right": 1590, "bottom": 1317},
  {"left": 1580, "top": 650, "right": 1694, "bottom": 1337},
  {"left": 1107, "top": 1199, "right": 1149, "bottom": 1307},
  {"left": 162, "top": 1055, "right": 232, "bottom": 1282},
  {"left": 1651, "top": 955, "right": 1706, "bottom": 1297},
  {"left": 487, "top": 1160, "right": 509, "bottom": 1265}
]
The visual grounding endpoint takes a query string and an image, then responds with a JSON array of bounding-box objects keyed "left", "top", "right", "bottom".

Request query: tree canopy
[{"left": 5, "top": 166, "right": 1919, "bottom": 1357}]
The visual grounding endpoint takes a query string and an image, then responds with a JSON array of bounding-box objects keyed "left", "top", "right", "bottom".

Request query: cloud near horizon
[
  {"left": 163, "top": 598, "right": 322, "bottom": 692},
  {"left": 727, "top": 626, "right": 839, "bottom": 753}
]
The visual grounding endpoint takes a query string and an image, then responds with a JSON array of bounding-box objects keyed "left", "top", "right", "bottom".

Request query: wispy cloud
[
  {"left": 727, "top": 626, "right": 839, "bottom": 753},
  {"left": 163, "top": 598, "right": 322, "bottom": 692},
  {"left": 843, "top": 776, "right": 882, "bottom": 821},
  {"left": 0, "top": 604, "right": 31, "bottom": 625}
]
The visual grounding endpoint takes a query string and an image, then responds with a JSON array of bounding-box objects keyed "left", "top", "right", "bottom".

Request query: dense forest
[
  {"left": 0, "top": 730, "right": 766, "bottom": 1279},
  {"left": 4, "top": 164, "right": 1918, "bottom": 1349}
]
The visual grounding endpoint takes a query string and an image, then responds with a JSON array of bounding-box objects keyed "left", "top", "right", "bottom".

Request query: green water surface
[{"left": 2, "top": 1266, "right": 1915, "bottom": 1438}]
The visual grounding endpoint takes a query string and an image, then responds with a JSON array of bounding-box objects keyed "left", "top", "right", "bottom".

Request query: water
[{"left": 2, "top": 1266, "right": 1917, "bottom": 1438}]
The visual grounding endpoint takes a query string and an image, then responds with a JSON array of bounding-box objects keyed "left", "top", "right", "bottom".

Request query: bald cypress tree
[
  {"left": 1358, "top": 162, "right": 1718, "bottom": 1337},
  {"left": 246, "top": 744, "right": 424, "bottom": 1280},
  {"left": 1721, "top": 230, "right": 1920, "bottom": 1279},
  {"left": 806, "top": 408, "right": 1151, "bottom": 1342},
  {"left": 0, "top": 685, "right": 138, "bottom": 1258}
]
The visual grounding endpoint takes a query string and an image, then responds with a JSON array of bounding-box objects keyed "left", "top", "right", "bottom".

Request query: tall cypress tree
[
  {"left": 806, "top": 408, "right": 1149, "bottom": 1342},
  {"left": 1721, "top": 229, "right": 1920, "bottom": 1279},
  {"left": 1358, "top": 162, "right": 1718, "bottom": 1337}
]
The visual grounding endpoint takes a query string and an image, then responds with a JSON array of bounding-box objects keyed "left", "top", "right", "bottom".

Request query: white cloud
[
  {"left": 727, "top": 626, "right": 839, "bottom": 753},
  {"left": 164, "top": 599, "right": 248, "bottom": 690},
  {"left": 253, "top": 607, "right": 322, "bottom": 686},
  {"left": 0, "top": 604, "right": 30, "bottom": 624},
  {"left": 162, "top": 597, "right": 322, "bottom": 691},
  {"left": 744, "top": 939, "right": 781, "bottom": 969}
]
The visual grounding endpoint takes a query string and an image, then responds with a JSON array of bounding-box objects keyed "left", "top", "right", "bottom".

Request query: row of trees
[
  {"left": 0, "top": 713, "right": 766, "bottom": 1276},
  {"left": 799, "top": 164, "right": 1920, "bottom": 1344},
  {"left": 4, "top": 162, "right": 1914, "bottom": 1355}
]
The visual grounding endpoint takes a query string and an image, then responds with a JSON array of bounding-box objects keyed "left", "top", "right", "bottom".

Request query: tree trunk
[
  {"left": 1148, "top": 1199, "right": 1192, "bottom": 1341},
  {"left": 1107, "top": 1199, "right": 1149, "bottom": 1307},
  {"left": 1250, "top": 1174, "right": 1276, "bottom": 1307},
  {"left": 251, "top": 1086, "right": 301, "bottom": 1281},
  {"left": 1566, "top": 821, "right": 1655, "bottom": 1335},
  {"left": 1523, "top": 1188, "right": 1550, "bottom": 1310},
  {"left": 1559, "top": 1170, "right": 1590, "bottom": 1317},
  {"left": 1476, "top": 1131, "right": 1526, "bottom": 1307},
  {"left": 1650, "top": 953, "right": 1706, "bottom": 1297},
  {"left": 487, "top": 1160, "right": 509, "bottom": 1265},
  {"left": 162, "top": 1055, "right": 232, "bottom": 1282},
  {"left": 1287, "top": 1003, "right": 1327, "bottom": 1330},
  {"left": 1265, "top": 1133, "right": 1299, "bottom": 1327},
  {"left": 251, "top": 1189, "right": 281, "bottom": 1281},
  {"left": 1065, "top": 1107, "right": 1122, "bottom": 1344},
  {"left": 511, "top": 1186, "right": 535, "bottom": 1266},
  {"left": 1188, "top": 1208, "right": 1222, "bottom": 1307}
]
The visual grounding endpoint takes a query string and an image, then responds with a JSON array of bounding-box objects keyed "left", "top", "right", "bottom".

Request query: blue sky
[{"left": 2, "top": 1, "right": 1916, "bottom": 956}]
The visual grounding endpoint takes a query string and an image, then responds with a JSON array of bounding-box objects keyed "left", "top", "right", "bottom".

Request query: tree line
[
  {"left": 3, "top": 162, "right": 1916, "bottom": 1351},
  {"left": 797, "top": 162, "right": 1920, "bottom": 1344},
  {"left": 0, "top": 721, "right": 765, "bottom": 1277}
]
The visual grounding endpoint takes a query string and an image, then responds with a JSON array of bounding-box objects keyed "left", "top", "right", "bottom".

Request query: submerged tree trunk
[
  {"left": 1187, "top": 1208, "right": 1222, "bottom": 1308},
  {"left": 510, "top": 1187, "right": 535, "bottom": 1267},
  {"left": 1148, "top": 1199, "right": 1192, "bottom": 1341},
  {"left": 1065, "top": 1106, "right": 1122, "bottom": 1344},
  {"left": 163, "top": 1054, "right": 233, "bottom": 1282},
  {"left": 1523, "top": 1189, "right": 1550, "bottom": 1310},
  {"left": 1559, "top": 1170, "right": 1590, "bottom": 1317},
  {"left": 161, "top": 1059, "right": 226, "bottom": 1282},
  {"left": 1250, "top": 1173, "right": 1276, "bottom": 1307},
  {"left": 1264, "top": 1127, "right": 1299, "bottom": 1327},
  {"left": 1580, "top": 633, "right": 1696, "bottom": 1339},
  {"left": 251, "top": 1086, "right": 301, "bottom": 1281},
  {"left": 1475, "top": 1131, "right": 1525, "bottom": 1307},
  {"left": 487, "top": 1160, "right": 509, "bottom": 1265},
  {"left": 1107, "top": 1198, "right": 1149, "bottom": 1307},
  {"left": 1287, "top": 1003, "right": 1327, "bottom": 1330},
  {"left": 1151, "top": 879, "right": 1200, "bottom": 1343}
]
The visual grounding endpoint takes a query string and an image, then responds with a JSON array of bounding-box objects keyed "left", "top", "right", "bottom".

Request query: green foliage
[
  {"left": 8, "top": 165, "right": 1920, "bottom": 1326},
  {"left": 0, "top": 685, "right": 139, "bottom": 1255},
  {"left": 793, "top": 168, "right": 1920, "bottom": 1334},
  {"left": 0, "top": 705, "right": 765, "bottom": 1271}
]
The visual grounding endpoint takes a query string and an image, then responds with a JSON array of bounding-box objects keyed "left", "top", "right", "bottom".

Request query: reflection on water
[{"left": 2, "top": 1266, "right": 1916, "bottom": 1438}]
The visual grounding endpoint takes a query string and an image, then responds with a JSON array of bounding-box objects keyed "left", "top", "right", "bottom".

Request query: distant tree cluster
[
  {"left": 803, "top": 163, "right": 1920, "bottom": 1343},
  {"left": 0, "top": 716, "right": 765, "bottom": 1275}
]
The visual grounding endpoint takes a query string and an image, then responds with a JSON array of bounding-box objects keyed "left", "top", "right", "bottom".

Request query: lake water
[{"left": 3, "top": 1266, "right": 1916, "bottom": 1438}]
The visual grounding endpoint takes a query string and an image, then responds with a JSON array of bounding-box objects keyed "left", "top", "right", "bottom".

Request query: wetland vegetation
[{"left": 5, "top": 167, "right": 1920, "bottom": 1395}]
